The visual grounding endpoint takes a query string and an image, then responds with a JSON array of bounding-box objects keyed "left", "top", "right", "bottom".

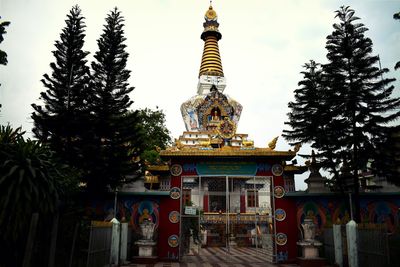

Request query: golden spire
[{"left": 199, "top": 4, "right": 224, "bottom": 78}]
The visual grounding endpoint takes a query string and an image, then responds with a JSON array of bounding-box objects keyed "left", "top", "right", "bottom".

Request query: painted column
[
  {"left": 346, "top": 220, "right": 358, "bottom": 267},
  {"left": 110, "top": 218, "right": 120, "bottom": 265},
  {"left": 333, "top": 224, "right": 343, "bottom": 267},
  {"left": 203, "top": 183, "right": 209, "bottom": 212},
  {"left": 240, "top": 186, "right": 246, "bottom": 213},
  {"left": 120, "top": 222, "right": 128, "bottom": 264}
]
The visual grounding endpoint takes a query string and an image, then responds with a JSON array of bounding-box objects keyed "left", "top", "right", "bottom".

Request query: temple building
[
  {"left": 86, "top": 5, "right": 400, "bottom": 266},
  {"left": 156, "top": 4, "right": 304, "bottom": 263}
]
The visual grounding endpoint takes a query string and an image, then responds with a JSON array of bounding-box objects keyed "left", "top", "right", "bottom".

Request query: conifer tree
[
  {"left": 0, "top": 17, "right": 10, "bottom": 110},
  {"left": 88, "top": 8, "right": 143, "bottom": 192},
  {"left": 284, "top": 61, "right": 324, "bottom": 145},
  {"left": 323, "top": 6, "right": 400, "bottom": 221},
  {"left": 284, "top": 6, "right": 400, "bottom": 221},
  {"left": 394, "top": 11, "right": 400, "bottom": 70},
  {"left": 283, "top": 60, "right": 347, "bottom": 191},
  {"left": 373, "top": 126, "right": 400, "bottom": 186},
  {"left": 0, "top": 17, "right": 10, "bottom": 66},
  {"left": 31, "top": 6, "right": 91, "bottom": 169}
]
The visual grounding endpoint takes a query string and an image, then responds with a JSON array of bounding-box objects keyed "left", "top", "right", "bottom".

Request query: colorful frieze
[
  {"left": 256, "top": 163, "right": 271, "bottom": 172},
  {"left": 85, "top": 198, "right": 160, "bottom": 231},
  {"left": 196, "top": 161, "right": 257, "bottom": 176},
  {"left": 296, "top": 197, "right": 400, "bottom": 234},
  {"left": 131, "top": 200, "right": 160, "bottom": 231}
]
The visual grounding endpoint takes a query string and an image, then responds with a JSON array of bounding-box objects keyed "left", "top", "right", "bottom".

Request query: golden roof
[
  {"left": 147, "top": 165, "right": 170, "bottom": 172},
  {"left": 144, "top": 175, "right": 159, "bottom": 184},
  {"left": 160, "top": 147, "right": 296, "bottom": 160},
  {"left": 284, "top": 165, "right": 308, "bottom": 174}
]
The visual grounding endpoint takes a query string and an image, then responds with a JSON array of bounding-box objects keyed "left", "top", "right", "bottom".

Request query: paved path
[
  {"left": 123, "top": 246, "right": 300, "bottom": 267},
  {"left": 123, "top": 263, "right": 299, "bottom": 267}
]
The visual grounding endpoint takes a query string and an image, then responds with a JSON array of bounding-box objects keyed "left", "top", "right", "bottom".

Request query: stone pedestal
[
  {"left": 297, "top": 240, "right": 322, "bottom": 258},
  {"left": 296, "top": 219, "right": 326, "bottom": 267},
  {"left": 135, "top": 240, "right": 157, "bottom": 257},
  {"left": 134, "top": 219, "right": 158, "bottom": 262}
]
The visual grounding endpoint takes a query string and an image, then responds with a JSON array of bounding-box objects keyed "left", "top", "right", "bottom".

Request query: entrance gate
[{"left": 180, "top": 176, "right": 276, "bottom": 263}]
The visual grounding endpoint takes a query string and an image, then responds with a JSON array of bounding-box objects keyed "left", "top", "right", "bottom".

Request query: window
[
  {"left": 182, "top": 189, "right": 191, "bottom": 206},
  {"left": 247, "top": 190, "right": 259, "bottom": 207}
]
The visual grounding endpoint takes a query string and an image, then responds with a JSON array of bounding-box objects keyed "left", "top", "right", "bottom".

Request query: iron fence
[
  {"left": 358, "top": 224, "right": 390, "bottom": 267},
  {"left": 86, "top": 221, "right": 113, "bottom": 267}
]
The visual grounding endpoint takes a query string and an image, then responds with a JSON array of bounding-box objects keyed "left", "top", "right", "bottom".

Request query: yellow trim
[
  {"left": 160, "top": 148, "right": 295, "bottom": 158},
  {"left": 147, "top": 165, "right": 170, "bottom": 171}
]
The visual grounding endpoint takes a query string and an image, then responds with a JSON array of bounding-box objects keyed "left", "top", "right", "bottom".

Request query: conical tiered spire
[
  {"left": 197, "top": 4, "right": 226, "bottom": 94},
  {"left": 181, "top": 3, "right": 242, "bottom": 132},
  {"left": 199, "top": 5, "right": 224, "bottom": 77}
]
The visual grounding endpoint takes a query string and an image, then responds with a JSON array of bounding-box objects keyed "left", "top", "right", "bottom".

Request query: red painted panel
[
  {"left": 203, "top": 194, "right": 209, "bottom": 212},
  {"left": 158, "top": 174, "right": 181, "bottom": 260},
  {"left": 274, "top": 174, "right": 298, "bottom": 262}
]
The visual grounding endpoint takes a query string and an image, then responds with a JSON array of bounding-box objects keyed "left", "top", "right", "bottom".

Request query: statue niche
[
  {"left": 196, "top": 85, "right": 236, "bottom": 130},
  {"left": 210, "top": 107, "right": 221, "bottom": 121}
]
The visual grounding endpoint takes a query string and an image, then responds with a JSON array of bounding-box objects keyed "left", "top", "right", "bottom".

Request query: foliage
[
  {"left": 0, "top": 17, "right": 10, "bottom": 110},
  {"left": 394, "top": 11, "right": 400, "bottom": 70},
  {"left": 283, "top": 60, "right": 346, "bottom": 188},
  {"left": 87, "top": 8, "right": 143, "bottom": 192},
  {"left": 137, "top": 108, "right": 171, "bottom": 164},
  {"left": 373, "top": 126, "right": 400, "bottom": 186},
  {"left": 138, "top": 108, "right": 171, "bottom": 150},
  {"left": 324, "top": 5, "right": 399, "bottom": 182},
  {"left": 0, "top": 17, "right": 10, "bottom": 66},
  {"left": 0, "top": 125, "right": 78, "bottom": 242},
  {"left": 284, "top": 6, "right": 400, "bottom": 220},
  {"left": 31, "top": 5, "right": 91, "bottom": 172}
]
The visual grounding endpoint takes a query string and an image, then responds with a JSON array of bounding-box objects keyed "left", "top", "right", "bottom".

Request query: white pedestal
[{"left": 135, "top": 240, "right": 157, "bottom": 257}]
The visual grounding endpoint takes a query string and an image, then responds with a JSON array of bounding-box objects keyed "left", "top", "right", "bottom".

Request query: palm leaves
[{"left": 0, "top": 125, "right": 67, "bottom": 241}]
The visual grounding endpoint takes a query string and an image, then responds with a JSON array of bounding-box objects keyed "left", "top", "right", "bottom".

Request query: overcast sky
[{"left": 1, "top": 0, "right": 399, "bottom": 190}]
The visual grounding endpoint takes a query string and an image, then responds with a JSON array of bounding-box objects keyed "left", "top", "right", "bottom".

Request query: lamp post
[{"left": 113, "top": 188, "right": 118, "bottom": 218}]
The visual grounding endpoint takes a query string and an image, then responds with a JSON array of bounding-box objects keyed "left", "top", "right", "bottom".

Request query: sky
[{"left": 0, "top": 0, "right": 399, "bottom": 190}]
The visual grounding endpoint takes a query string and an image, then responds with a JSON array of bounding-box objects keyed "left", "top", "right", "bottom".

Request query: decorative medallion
[
  {"left": 170, "top": 164, "right": 183, "bottom": 176},
  {"left": 169, "top": 211, "right": 180, "bottom": 224},
  {"left": 168, "top": 234, "right": 179, "bottom": 247},
  {"left": 272, "top": 164, "right": 284, "bottom": 176},
  {"left": 275, "top": 209, "right": 286, "bottom": 221},
  {"left": 274, "top": 186, "right": 285, "bottom": 198},
  {"left": 276, "top": 233, "right": 287, "bottom": 246},
  {"left": 217, "top": 117, "right": 236, "bottom": 139},
  {"left": 169, "top": 187, "right": 181, "bottom": 199}
]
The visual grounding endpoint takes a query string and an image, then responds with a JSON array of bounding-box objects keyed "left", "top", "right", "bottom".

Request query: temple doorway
[{"left": 179, "top": 176, "right": 275, "bottom": 263}]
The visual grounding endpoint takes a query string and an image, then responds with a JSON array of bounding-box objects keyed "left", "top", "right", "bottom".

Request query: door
[{"left": 180, "top": 176, "right": 274, "bottom": 263}]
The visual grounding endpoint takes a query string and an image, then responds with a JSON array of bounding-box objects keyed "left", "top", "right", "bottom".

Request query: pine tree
[
  {"left": 283, "top": 61, "right": 346, "bottom": 190},
  {"left": 0, "top": 17, "right": 10, "bottom": 110},
  {"left": 373, "top": 126, "right": 400, "bottom": 186},
  {"left": 394, "top": 11, "right": 400, "bottom": 70},
  {"left": 323, "top": 6, "right": 400, "bottom": 221},
  {"left": 0, "top": 17, "right": 10, "bottom": 66},
  {"left": 31, "top": 6, "right": 91, "bottom": 169},
  {"left": 88, "top": 8, "right": 143, "bottom": 192},
  {"left": 284, "top": 61, "right": 324, "bottom": 145}
]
